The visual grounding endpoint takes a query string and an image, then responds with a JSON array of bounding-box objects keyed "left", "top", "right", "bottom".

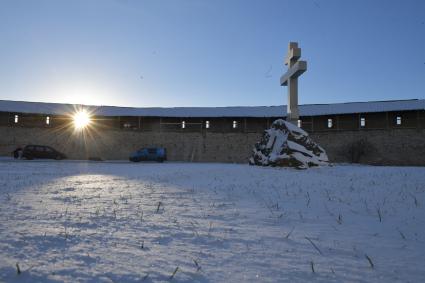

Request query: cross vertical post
[{"left": 280, "top": 42, "right": 307, "bottom": 125}]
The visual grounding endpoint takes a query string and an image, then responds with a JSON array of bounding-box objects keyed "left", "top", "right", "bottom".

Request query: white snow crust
[{"left": 0, "top": 160, "right": 424, "bottom": 282}]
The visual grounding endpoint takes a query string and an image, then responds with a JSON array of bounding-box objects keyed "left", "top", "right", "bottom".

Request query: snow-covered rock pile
[{"left": 249, "top": 119, "right": 329, "bottom": 169}]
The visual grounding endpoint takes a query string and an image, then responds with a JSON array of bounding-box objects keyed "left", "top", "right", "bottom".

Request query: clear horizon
[{"left": 0, "top": 0, "right": 424, "bottom": 108}]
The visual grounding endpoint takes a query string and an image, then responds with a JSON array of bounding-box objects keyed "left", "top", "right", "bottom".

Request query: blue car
[{"left": 129, "top": 147, "right": 167, "bottom": 162}]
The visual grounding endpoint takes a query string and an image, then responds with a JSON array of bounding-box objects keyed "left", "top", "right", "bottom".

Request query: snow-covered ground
[{"left": 0, "top": 160, "right": 424, "bottom": 282}]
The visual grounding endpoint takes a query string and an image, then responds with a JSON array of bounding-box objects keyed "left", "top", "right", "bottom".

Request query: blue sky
[{"left": 0, "top": 0, "right": 424, "bottom": 107}]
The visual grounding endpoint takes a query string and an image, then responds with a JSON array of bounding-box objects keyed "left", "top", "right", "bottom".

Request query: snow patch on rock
[{"left": 249, "top": 119, "right": 329, "bottom": 169}]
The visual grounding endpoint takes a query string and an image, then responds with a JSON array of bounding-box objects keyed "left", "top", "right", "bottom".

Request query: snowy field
[{"left": 0, "top": 160, "right": 424, "bottom": 282}]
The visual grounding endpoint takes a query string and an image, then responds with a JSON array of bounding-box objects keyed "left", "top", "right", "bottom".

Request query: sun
[{"left": 73, "top": 110, "right": 91, "bottom": 129}]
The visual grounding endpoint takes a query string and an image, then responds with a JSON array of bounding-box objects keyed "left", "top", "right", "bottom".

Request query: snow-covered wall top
[{"left": 0, "top": 99, "right": 424, "bottom": 118}]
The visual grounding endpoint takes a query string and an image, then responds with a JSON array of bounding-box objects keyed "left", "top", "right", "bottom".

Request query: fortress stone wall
[
  {"left": 310, "top": 129, "right": 425, "bottom": 166},
  {"left": 0, "top": 126, "right": 424, "bottom": 166}
]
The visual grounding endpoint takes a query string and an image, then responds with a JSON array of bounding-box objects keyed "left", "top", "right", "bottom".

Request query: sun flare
[{"left": 73, "top": 110, "right": 91, "bottom": 129}]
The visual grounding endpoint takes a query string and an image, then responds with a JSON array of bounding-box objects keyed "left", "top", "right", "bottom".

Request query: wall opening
[
  {"left": 297, "top": 119, "right": 302, "bottom": 128},
  {"left": 327, "top": 118, "right": 333, "bottom": 128},
  {"left": 396, "top": 116, "right": 402, "bottom": 125},
  {"left": 46, "top": 116, "right": 50, "bottom": 125},
  {"left": 232, "top": 120, "right": 238, "bottom": 129},
  {"left": 14, "top": 115, "right": 18, "bottom": 124},
  {"left": 205, "top": 120, "right": 210, "bottom": 129},
  {"left": 182, "top": 121, "right": 186, "bottom": 129},
  {"left": 360, "top": 117, "right": 366, "bottom": 127}
]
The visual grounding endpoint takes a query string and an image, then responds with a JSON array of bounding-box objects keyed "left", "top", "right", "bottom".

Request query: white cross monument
[{"left": 280, "top": 42, "right": 307, "bottom": 125}]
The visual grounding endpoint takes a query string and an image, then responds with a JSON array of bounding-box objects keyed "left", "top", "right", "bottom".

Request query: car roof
[
  {"left": 26, "top": 145, "right": 47, "bottom": 147},
  {"left": 25, "top": 145, "right": 55, "bottom": 149},
  {"left": 138, "top": 146, "right": 165, "bottom": 151}
]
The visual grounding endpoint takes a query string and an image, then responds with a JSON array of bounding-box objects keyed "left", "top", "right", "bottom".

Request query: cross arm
[{"left": 280, "top": 60, "right": 307, "bottom": 86}]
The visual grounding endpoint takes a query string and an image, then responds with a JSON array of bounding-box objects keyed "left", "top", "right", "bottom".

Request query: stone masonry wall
[
  {"left": 0, "top": 126, "right": 424, "bottom": 165},
  {"left": 310, "top": 129, "right": 425, "bottom": 166},
  {"left": 0, "top": 126, "right": 260, "bottom": 163}
]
